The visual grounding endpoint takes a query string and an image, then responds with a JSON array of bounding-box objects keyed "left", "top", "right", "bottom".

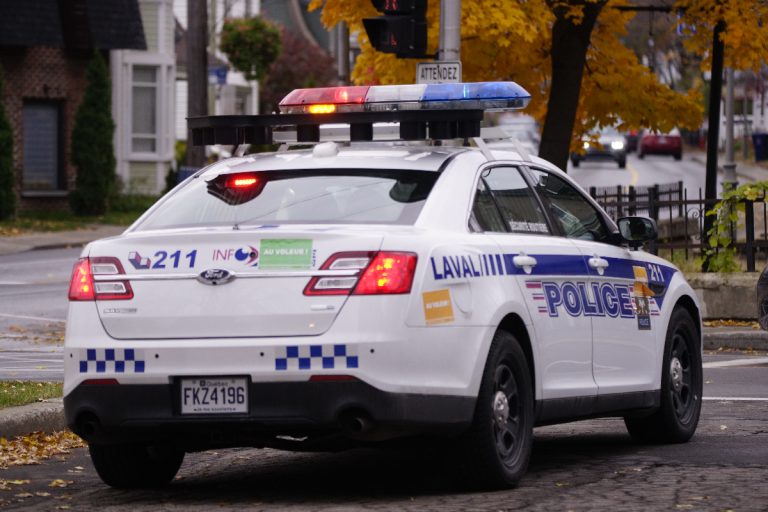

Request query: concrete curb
[
  {"left": 0, "top": 225, "right": 125, "bottom": 257},
  {"left": 0, "top": 398, "right": 65, "bottom": 439},
  {"left": 703, "top": 329, "right": 768, "bottom": 351}
]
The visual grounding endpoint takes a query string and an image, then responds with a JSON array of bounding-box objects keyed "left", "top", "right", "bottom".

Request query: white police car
[{"left": 64, "top": 82, "right": 703, "bottom": 489}]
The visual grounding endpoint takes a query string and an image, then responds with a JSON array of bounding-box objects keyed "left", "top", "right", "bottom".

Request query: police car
[{"left": 64, "top": 82, "right": 703, "bottom": 489}]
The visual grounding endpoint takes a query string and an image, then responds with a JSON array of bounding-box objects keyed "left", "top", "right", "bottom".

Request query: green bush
[
  {"left": 0, "top": 66, "right": 15, "bottom": 220},
  {"left": 69, "top": 52, "right": 116, "bottom": 216},
  {"left": 220, "top": 17, "right": 281, "bottom": 81}
]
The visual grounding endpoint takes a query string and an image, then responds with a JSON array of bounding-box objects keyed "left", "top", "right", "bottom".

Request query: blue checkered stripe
[
  {"left": 79, "top": 349, "right": 145, "bottom": 374},
  {"left": 275, "top": 344, "right": 358, "bottom": 371}
]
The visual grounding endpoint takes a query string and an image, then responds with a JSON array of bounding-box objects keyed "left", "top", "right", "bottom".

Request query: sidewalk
[
  {"left": 687, "top": 148, "right": 768, "bottom": 184},
  {"left": 0, "top": 225, "right": 125, "bottom": 256}
]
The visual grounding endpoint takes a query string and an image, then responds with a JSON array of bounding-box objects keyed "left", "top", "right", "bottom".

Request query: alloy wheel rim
[
  {"left": 492, "top": 363, "right": 523, "bottom": 467},
  {"left": 669, "top": 331, "right": 696, "bottom": 423}
]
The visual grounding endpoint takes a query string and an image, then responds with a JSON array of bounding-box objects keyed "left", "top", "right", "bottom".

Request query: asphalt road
[
  {"left": 0, "top": 398, "right": 765, "bottom": 511},
  {"left": 569, "top": 151, "right": 707, "bottom": 195}
]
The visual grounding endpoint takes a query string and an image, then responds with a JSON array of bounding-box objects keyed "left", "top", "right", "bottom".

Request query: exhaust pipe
[
  {"left": 75, "top": 412, "right": 101, "bottom": 440},
  {"left": 339, "top": 409, "right": 374, "bottom": 435}
]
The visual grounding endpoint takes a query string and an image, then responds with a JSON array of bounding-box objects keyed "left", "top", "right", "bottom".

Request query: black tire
[
  {"left": 618, "top": 158, "right": 627, "bottom": 168},
  {"left": 624, "top": 308, "right": 702, "bottom": 443},
  {"left": 89, "top": 442, "right": 184, "bottom": 489},
  {"left": 674, "top": 152, "right": 682, "bottom": 161},
  {"left": 457, "top": 330, "right": 534, "bottom": 489},
  {"left": 571, "top": 157, "right": 580, "bottom": 167},
  {"left": 638, "top": 151, "right": 645, "bottom": 159}
]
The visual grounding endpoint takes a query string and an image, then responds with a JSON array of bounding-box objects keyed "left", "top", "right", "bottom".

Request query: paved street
[
  {"left": 0, "top": 398, "right": 765, "bottom": 511},
  {"left": 568, "top": 152, "right": 708, "bottom": 193}
]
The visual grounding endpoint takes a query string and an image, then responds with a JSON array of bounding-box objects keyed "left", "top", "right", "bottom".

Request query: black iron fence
[{"left": 589, "top": 182, "right": 768, "bottom": 271}]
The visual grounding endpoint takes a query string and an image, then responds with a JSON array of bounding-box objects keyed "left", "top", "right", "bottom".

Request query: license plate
[{"left": 180, "top": 377, "right": 248, "bottom": 414}]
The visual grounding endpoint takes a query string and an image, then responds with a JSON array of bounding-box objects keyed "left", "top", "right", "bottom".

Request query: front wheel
[
  {"left": 457, "top": 330, "right": 534, "bottom": 489},
  {"left": 624, "top": 308, "right": 702, "bottom": 443},
  {"left": 89, "top": 442, "right": 184, "bottom": 489}
]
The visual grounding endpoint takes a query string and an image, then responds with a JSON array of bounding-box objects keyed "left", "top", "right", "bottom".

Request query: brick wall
[{"left": 0, "top": 47, "right": 93, "bottom": 213}]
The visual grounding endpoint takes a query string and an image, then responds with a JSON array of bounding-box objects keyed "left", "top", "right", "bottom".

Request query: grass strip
[{"left": 0, "top": 382, "right": 62, "bottom": 409}]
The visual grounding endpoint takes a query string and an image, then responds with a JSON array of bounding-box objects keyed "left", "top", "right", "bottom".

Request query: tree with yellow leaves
[{"left": 308, "top": 0, "right": 768, "bottom": 171}]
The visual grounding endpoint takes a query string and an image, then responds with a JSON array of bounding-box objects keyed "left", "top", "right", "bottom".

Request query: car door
[
  {"left": 527, "top": 168, "right": 657, "bottom": 394},
  {"left": 469, "top": 164, "right": 597, "bottom": 400}
]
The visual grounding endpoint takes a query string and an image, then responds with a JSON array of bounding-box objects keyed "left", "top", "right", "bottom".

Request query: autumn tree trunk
[{"left": 539, "top": 1, "right": 607, "bottom": 172}]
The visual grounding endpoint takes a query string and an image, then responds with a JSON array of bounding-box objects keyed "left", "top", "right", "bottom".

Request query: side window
[
  {"left": 472, "top": 166, "right": 550, "bottom": 234},
  {"left": 471, "top": 178, "right": 507, "bottom": 232},
  {"left": 530, "top": 169, "right": 610, "bottom": 241}
]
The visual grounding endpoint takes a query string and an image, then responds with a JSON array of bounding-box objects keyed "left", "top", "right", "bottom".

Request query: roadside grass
[
  {"left": 0, "top": 382, "right": 62, "bottom": 409},
  {"left": 0, "top": 195, "right": 158, "bottom": 236}
]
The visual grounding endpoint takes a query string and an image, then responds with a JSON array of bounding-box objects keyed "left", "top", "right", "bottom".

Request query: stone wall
[{"left": 685, "top": 272, "right": 760, "bottom": 320}]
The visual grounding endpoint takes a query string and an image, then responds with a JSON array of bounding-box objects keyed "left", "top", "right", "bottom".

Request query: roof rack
[{"left": 188, "top": 109, "right": 487, "bottom": 146}]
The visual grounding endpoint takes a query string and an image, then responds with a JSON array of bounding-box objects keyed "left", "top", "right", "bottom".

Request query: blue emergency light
[{"left": 279, "top": 82, "right": 531, "bottom": 114}]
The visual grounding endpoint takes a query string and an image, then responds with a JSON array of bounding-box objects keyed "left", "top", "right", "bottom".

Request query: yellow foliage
[
  {"left": 677, "top": 0, "right": 768, "bottom": 71},
  {"left": 311, "top": 0, "right": 768, "bottom": 150}
]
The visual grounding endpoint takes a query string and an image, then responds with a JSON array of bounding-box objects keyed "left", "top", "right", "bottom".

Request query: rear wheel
[
  {"left": 89, "top": 442, "right": 184, "bottom": 489},
  {"left": 458, "top": 330, "right": 533, "bottom": 489},
  {"left": 624, "top": 308, "right": 702, "bottom": 443},
  {"left": 571, "top": 157, "right": 580, "bottom": 167},
  {"left": 674, "top": 152, "right": 682, "bottom": 160},
  {"left": 618, "top": 158, "right": 627, "bottom": 168},
  {"left": 638, "top": 150, "right": 645, "bottom": 159}
]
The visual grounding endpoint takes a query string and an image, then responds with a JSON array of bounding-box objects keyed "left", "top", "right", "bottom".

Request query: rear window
[{"left": 135, "top": 169, "right": 438, "bottom": 231}]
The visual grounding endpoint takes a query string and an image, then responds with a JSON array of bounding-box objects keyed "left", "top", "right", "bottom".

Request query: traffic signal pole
[{"left": 438, "top": 0, "right": 460, "bottom": 62}]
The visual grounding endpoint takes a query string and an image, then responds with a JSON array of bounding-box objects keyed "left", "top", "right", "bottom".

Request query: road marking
[
  {"left": 627, "top": 160, "right": 639, "bottom": 186},
  {"left": 703, "top": 397, "right": 768, "bottom": 401},
  {"left": 0, "top": 313, "right": 66, "bottom": 323},
  {"left": 0, "top": 281, "right": 27, "bottom": 285},
  {"left": 703, "top": 357, "right": 768, "bottom": 369}
]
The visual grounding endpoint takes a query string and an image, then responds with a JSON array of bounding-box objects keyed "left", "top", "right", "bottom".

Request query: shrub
[
  {"left": 259, "top": 28, "right": 337, "bottom": 114},
  {"left": 220, "top": 17, "right": 281, "bottom": 82},
  {"left": 69, "top": 52, "right": 116, "bottom": 216},
  {"left": 0, "top": 66, "right": 15, "bottom": 220}
]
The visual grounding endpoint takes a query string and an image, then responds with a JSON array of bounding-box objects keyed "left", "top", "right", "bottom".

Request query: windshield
[{"left": 134, "top": 169, "right": 439, "bottom": 231}]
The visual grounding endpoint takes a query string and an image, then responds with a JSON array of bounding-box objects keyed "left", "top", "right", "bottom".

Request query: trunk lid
[{"left": 90, "top": 227, "right": 384, "bottom": 339}]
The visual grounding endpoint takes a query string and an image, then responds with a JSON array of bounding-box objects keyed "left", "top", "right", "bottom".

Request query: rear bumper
[{"left": 64, "top": 380, "right": 475, "bottom": 447}]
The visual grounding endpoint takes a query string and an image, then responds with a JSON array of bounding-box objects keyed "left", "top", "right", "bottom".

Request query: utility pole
[
  {"left": 187, "top": 0, "right": 208, "bottom": 167},
  {"left": 702, "top": 19, "right": 725, "bottom": 265},
  {"left": 336, "top": 22, "right": 350, "bottom": 86},
  {"left": 438, "top": 0, "right": 460, "bottom": 63},
  {"left": 723, "top": 67, "right": 737, "bottom": 190}
]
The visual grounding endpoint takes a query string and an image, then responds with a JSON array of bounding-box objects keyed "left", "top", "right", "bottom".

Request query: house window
[
  {"left": 22, "top": 102, "right": 62, "bottom": 191},
  {"left": 132, "top": 66, "right": 159, "bottom": 153}
]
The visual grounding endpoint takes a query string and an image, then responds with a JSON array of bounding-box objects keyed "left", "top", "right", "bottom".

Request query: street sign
[{"left": 416, "top": 61, "right": 462, "bottom": 84}]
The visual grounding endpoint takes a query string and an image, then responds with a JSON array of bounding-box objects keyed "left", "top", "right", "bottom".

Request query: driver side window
[{"left": 529, "top": 169, "right": 610, "bottom": 242}]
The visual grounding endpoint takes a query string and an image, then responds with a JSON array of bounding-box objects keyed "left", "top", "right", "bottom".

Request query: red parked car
[{"left": 639, "top": 129, "right": 683, "bottom": 160}]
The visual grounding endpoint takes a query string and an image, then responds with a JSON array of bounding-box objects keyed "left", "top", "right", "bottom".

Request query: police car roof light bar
[{"left": 188, "top": 81, "right": 530, "bottom": 146}]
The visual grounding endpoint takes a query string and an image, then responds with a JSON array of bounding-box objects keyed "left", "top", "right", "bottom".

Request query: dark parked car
[
  {"left": 758, "top": 267, "right": 768, "bottom": 330},
  {"left": 639, "top": 129, "right": 683, "bottom": 160},
  {"left": 625, "top": 129, "right": 640, "bottom": 152},
  {"left": 570, "top": 127, "right": 627, "bottom": 168}
]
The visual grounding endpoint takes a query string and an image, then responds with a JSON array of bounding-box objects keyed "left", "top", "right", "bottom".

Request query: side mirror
[{"left": 617, "top": 216, "right": 657, "bottom": 249}]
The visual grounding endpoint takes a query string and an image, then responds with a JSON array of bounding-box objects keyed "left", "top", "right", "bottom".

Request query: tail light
[
  {"left": 68, "top": 257, "right": 133, "bottom": 301},
  {"left": 304, "top": 251, "right": 417, "bottom": 296}
]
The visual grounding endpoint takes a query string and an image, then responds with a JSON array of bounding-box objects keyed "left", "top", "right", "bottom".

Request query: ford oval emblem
[{"left": 197, "top": 268, "right": 234, "bottom": 285}]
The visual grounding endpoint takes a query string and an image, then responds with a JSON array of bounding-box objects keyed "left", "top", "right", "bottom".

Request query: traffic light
[{"left": 363, "top": 0, "right": 428, "bottom": 58}]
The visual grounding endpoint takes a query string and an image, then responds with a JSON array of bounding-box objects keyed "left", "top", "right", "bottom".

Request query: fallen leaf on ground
[
  {"left": 0, "top": 432, "right": 85, "bottom": 469},
  {"left": 48, "top": 480, "right": 73, "bottom": 488}
]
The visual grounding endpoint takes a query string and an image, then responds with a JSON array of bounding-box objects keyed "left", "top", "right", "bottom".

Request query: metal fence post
[
  {"left": 589, "top": 186, "right": 596, "bottom": 198},
  {"left": 628, "top": 186, "right": 636, "bottom": 215},
  {"left": 616, "top": 185, "right": 623, "bottom": 218},
  {"left": 745, "top": 199, "right": 756, "bottom": 271},
  {"left": 677, "top": 180, "right": 683, "bottom": 217}
]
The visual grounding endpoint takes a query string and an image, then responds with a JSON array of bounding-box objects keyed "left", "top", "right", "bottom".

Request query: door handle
[
  {"left": 513, "top": 253, "right": 537, "bottom": 275},
  {"left": 588, "top": 255, "right": 609, "bottom": 276}
]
